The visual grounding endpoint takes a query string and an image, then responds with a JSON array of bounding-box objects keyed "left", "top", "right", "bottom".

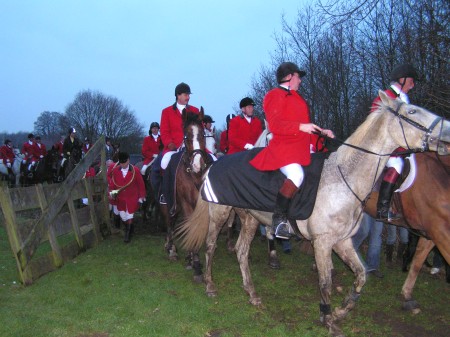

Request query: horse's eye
[{"left": 408, "top": 109, "right": 416, "bottom": 115}]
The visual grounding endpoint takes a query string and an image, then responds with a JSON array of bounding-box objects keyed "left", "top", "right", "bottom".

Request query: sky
[{"left": 1, "top": 0, "right": 305, "bottom": 134}]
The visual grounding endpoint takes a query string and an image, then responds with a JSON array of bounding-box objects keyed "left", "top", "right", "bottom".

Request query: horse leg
[
  {"left": 313, "top": 237, "right": 344, "bottom": 337},
  {"left": 267, "top": 236, "right": 281, "bottom": 269},
  {"left": 191, "top": 250, "right": 203, "bottom": 283},
  {"left": 331, "top": 238, "right": 366, "bottom": 322},
  {"left": 161, "top": 204, "right": 178, "bottom": 261},
  {"left": 234, "top": 210, "right": 262, "bottom": 305},
  {"left": 225, "top": 209, "right": 236, "bottom": 252},
  {"left": 401, "top": 237, "right": 434, "bottom": 313}
]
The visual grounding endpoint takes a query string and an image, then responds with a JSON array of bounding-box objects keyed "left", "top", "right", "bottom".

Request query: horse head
[
  {"left": 378, "top": 90, "right": 450, "bottom": 155},
  {"left": 182, "top": 107, "right": 209, "bottom": 174}
]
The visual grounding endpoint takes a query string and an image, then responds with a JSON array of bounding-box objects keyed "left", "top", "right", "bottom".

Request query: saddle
[{"left": 202, "top": 148, "right": 330, "bottom": 220}]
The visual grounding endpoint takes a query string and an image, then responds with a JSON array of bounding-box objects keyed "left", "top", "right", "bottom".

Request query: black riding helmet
[
  {"left": 175, "top": 82, "right": 192, "bottom": 96},
  {"left": 149, "top": 122, "right": 160, "bottom": 135},
  {"left": 390, "top": 64, "right": 418, "bottom": 82},
  {"left": 276, "top": 62, "right": 306, "bottom": 84}
]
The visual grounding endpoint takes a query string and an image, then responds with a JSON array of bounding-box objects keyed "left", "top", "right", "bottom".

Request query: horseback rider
[
  {"left": 373, "top": 64, "right": 418, "bottom": 221},
  {"left": 62, "top": 127, "right": 82, "bottom": 169},
  {"left": 159, "top": 82, "right": 200, "bottom": 206},
  {"left": 219, "top": 113, "right": 236, "bottom": 155},
  {"left": 227, "top": 97, "right": 262, "bottom": 154},
  {"left": 0, "top": 139, "right": 16, "bottom": 184},
  {"left": 21, "top": 133, "right": 40, "bottom": 177},
  {"left": 105, "top": 137, "right": 115, "bottom": 163},
  {"left": 203, "top": 115, "right": 217, "bottom": 155},
  {"left": 249, "top": 62, "right": 334, "bottom": 239},
  {"left": 34, "top": 136, "right": 47, "bottom": 159},
  {"left": 140, "top": 122, "right": 162, "bottom": 175}
]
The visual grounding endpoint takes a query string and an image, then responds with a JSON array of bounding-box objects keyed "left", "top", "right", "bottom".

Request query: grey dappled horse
[{"left": 177, "top": 91, "right": 450, "bottom": 336}]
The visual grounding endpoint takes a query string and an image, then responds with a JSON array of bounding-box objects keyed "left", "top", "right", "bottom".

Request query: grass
[{"left": 0, "top": 223, "right": 448, "bottom": 337}]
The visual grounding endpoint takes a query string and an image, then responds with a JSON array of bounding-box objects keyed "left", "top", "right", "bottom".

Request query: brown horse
[
  {"left": 364, "top": 151, "right": 450, "bottom": 313},
  {"left": 177, "top": 92, "right": 450, "bottom": 336},
  {"left": 161, "top": 108, "right": 213, "bottom": 282}
]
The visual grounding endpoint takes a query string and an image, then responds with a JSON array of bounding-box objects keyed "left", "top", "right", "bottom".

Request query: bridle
[{"left": 183, "top": 124, "right": 212, "bottom": 174}]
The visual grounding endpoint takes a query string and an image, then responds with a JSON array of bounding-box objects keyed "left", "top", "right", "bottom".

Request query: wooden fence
[{"left": 0, "top": 137, "right": 111, "bottom": 285}]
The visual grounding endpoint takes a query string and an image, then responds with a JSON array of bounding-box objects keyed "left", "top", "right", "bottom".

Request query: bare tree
[
  {"left": 65, "top": 90, "right": 144, "bottom": 153},
  {"left": 33, "top": 111, "right": 64, "bottom": 144}
]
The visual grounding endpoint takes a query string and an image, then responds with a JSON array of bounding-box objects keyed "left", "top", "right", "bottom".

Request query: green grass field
[{"left": 0, "top": 223, "right": 448, "bottom": 337}]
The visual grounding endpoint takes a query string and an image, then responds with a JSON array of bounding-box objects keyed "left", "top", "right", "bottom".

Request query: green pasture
[{"left": 0, "top": 224, "right": 448, "bottom": 337}]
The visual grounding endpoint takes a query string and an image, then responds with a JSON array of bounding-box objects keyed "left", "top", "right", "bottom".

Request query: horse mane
[{"left": 336, "top": 106, "right": 386, "bottom": 165}]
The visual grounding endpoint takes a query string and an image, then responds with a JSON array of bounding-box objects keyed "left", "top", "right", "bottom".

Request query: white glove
[
  {"left": 138, "top": 197, "right": 146, "bottom": 203},
  {"left": 40, "top": 155, "right": 44, "bottom": 158},
  {"left": 31, "top": 161, "right": 36, "bottom": 165},
  {"left": 22, "top": 159, "right": 26, "bottom": 164},
  {"left": 6, "top": 163, "right": 11, "bottom": 168},
  {"left": 153, "top": 154, "right": 158, "bottom": 158},
  {"left": 244, "top": 143, "right": 254, "bottom": 150},
  {"left": 109, "top": 190, "right": 119, "bottom": 199}
]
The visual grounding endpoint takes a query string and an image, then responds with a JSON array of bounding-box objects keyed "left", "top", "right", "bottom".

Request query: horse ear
[
  {"left": 199, "top": 107, "right": 204, "bottom": 121},
  {"left": 379, "top": 90, "right": 392, "bottom": 106}
]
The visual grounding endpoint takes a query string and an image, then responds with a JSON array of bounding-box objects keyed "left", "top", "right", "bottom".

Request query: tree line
[{"left": 248, "top": 0, "right": 449, "bottom": 139}]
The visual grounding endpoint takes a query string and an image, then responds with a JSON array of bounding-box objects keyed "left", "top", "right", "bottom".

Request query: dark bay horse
[
  {"left": 364, "top": 151, "right": 450, "bottom": 313},
  {"left": 20, "top": 147, "right": 59, "bottom": 186},
  {"left": 177, "top": 92, "right": 450, "bottom": 336},
  {"left": 161, "top": 108, "right": 213, "bottom": 282}
]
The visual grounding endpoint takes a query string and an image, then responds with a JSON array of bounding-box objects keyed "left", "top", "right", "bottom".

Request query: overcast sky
[{"left": 1, "top": 0, "right": 305, "bottom": 134}]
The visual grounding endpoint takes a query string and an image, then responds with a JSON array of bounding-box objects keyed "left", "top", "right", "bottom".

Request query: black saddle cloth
[{"left": 201, "top": 148, "right": 330, "bottom": 220}]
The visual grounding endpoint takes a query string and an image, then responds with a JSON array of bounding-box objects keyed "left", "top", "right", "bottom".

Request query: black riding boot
[
  {"left": 272, "top": 193, "right": 291, "bottom": 239},
  {"left": 114, "top": 214, "right": 121, "bottom": 229},
  {"left": 376, "top": 181, "right": 400, "bottom": 221},
  {"left": 124, "top": 221, "right": 133, "bottom": 243}
]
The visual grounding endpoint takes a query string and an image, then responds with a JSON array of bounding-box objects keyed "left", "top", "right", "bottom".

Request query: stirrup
[
  {"left": 376, "top": 210, "right": 400, "bottom": 222},
  {"left": 275, "top": 221, "right": 294, "bottom": 240}
]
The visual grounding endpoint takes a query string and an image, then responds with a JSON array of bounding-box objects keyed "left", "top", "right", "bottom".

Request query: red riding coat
[
  {"left": 0, "top": 145, "right": 15, "bottom": 165},
  {"left": 35, "top": 143, "right": 47, "bottom": 158},
  {"left": 142, "top": 135, "right": 162, "bottom": 164},
  {"left": 227, "top": 115, "right": 262, "bottom": 154},
  {"left": 108, "top": 164, "right": 146, "bottom": 214},
  {"left": 160, "top": 103, "right": 199, "bottom": 154},
  {"left": 54, "top": 141, "right": 64, "bottom": 157},
  {"left": 21, "top": 141, "right": 40, "bottom": 162},
  {"left": 250, "top": 87, "right": 311, "bottom": 170}
]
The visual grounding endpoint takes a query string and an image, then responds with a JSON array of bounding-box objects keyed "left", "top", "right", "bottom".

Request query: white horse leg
[
  {"left": 313, "top": 236, "right": 344, "bottom": 337},
  {"left": 332, "top": 238, "right": 366, "bottom": 322},
  {"left": 234, "top": 209, "right": 261, "bottom": 305},
  {"left": 204, "top": 204, "right": 233, "bottom": 297}
]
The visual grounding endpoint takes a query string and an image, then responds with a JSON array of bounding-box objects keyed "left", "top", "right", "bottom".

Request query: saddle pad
[{"left": 202, "top": 148, "right": 329, "bottom": 220}]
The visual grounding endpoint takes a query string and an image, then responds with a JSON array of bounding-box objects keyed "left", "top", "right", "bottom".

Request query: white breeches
[
  {"left": 161, "top": 151, "right": 176, "bottom": 170},
  {"left": 119, "top": 209, "right": 134, "bottom": 221},
  {"left": 386, "top": 156, "right": 404, "bottom": 174},
  {"left": 280, "top": 163, "right": 304, "bottom": 188}
]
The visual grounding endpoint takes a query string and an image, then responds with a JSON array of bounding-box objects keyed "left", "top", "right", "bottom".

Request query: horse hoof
[
  {"left": 402, "top": 299, "right": 419, "bottom": 312},
  {"left": 193, "top": 275, "right": 203, "bottom": 283},
  {"left": 249, "top": 297, "right": 262, "bottom": 306},
  {"left": 206, "top": 291, "right": 217, "bottom": 298},
  {"left": 269, "top": 259, "right": 281, "bottom": 269}
]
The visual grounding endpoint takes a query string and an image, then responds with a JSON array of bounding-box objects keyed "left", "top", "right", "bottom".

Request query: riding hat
[
  {"left": 4, "top": 139, "right": 12, "bottom": 145},
  {"left": 68, "top": 127, "right": 76, "bottom": 134},
  {"left": 28, "top": 133, "right": 34, "bottom": 139},
  {"left": 203, "top": 115, "right": 215, "bottom": 123},
  {"left": 226, "top": 113, "right": 236, "bottom": 124},
  {"left": 390, "top": 64, "right": 418, "bottom": 81},
  {"left": 276, "top": 62, "right": 306, "bottom": 84},
  {"left": 239, "top": 97, "right": 255, "bottom": 108},
  {"left": 150, "top": 122, "right": 160, "bottom": 129},
  {"left": 175, "top": 82, "right": 192, "bottom": 96},
  {"left": 118, "top": 152, "right": 129, "bottom": 163}
]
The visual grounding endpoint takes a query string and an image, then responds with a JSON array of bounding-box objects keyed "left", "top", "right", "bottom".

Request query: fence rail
[{"left": 0, "top": 137, "right": 111, "bottom": 285}]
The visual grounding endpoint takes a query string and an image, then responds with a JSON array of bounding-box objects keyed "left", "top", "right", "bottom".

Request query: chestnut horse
[
  {"left": 161, "top": 108, "right": 213, "bottom": 282},
  {"left": 365, "top": 151, "right": 450, "bottom": 313},
  {"left": 177, "top": 92, "right": 450, "bottom": 336}
]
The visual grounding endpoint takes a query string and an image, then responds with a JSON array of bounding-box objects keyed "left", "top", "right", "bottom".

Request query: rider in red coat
[
  {"left": 219, "top": 113, "right": 236, "bottom": 154},
  {"left": 250, "top": 62, "right": 334, "bottom": 238},
  {"left": 21, "top": 133, "right": 40, "bottom": 174},
  {"left": 227, "top": 97, "right": 262, "bottom": 155},
  {"left": 109, "top": 152, "right": 146, "bottom": 243},
  {"left": 372, "top": 64, "right": 418, "bottom": 221},
  {"left": 0, "top": 140, "right": 15, "bottom": 169},
  {"left": 34, "top": 136, "right": 47, "bottom": 159},
  {"left": 160, "top": 82, "right": 199, "bottom": 162},
  {"left": 141, "top": 122, "right": 162, "bottom": 175}
]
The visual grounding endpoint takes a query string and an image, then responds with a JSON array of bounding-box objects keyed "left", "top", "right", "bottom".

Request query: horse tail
[{"left": 176, "top": 192, "right": 210, "bottom": 251}]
